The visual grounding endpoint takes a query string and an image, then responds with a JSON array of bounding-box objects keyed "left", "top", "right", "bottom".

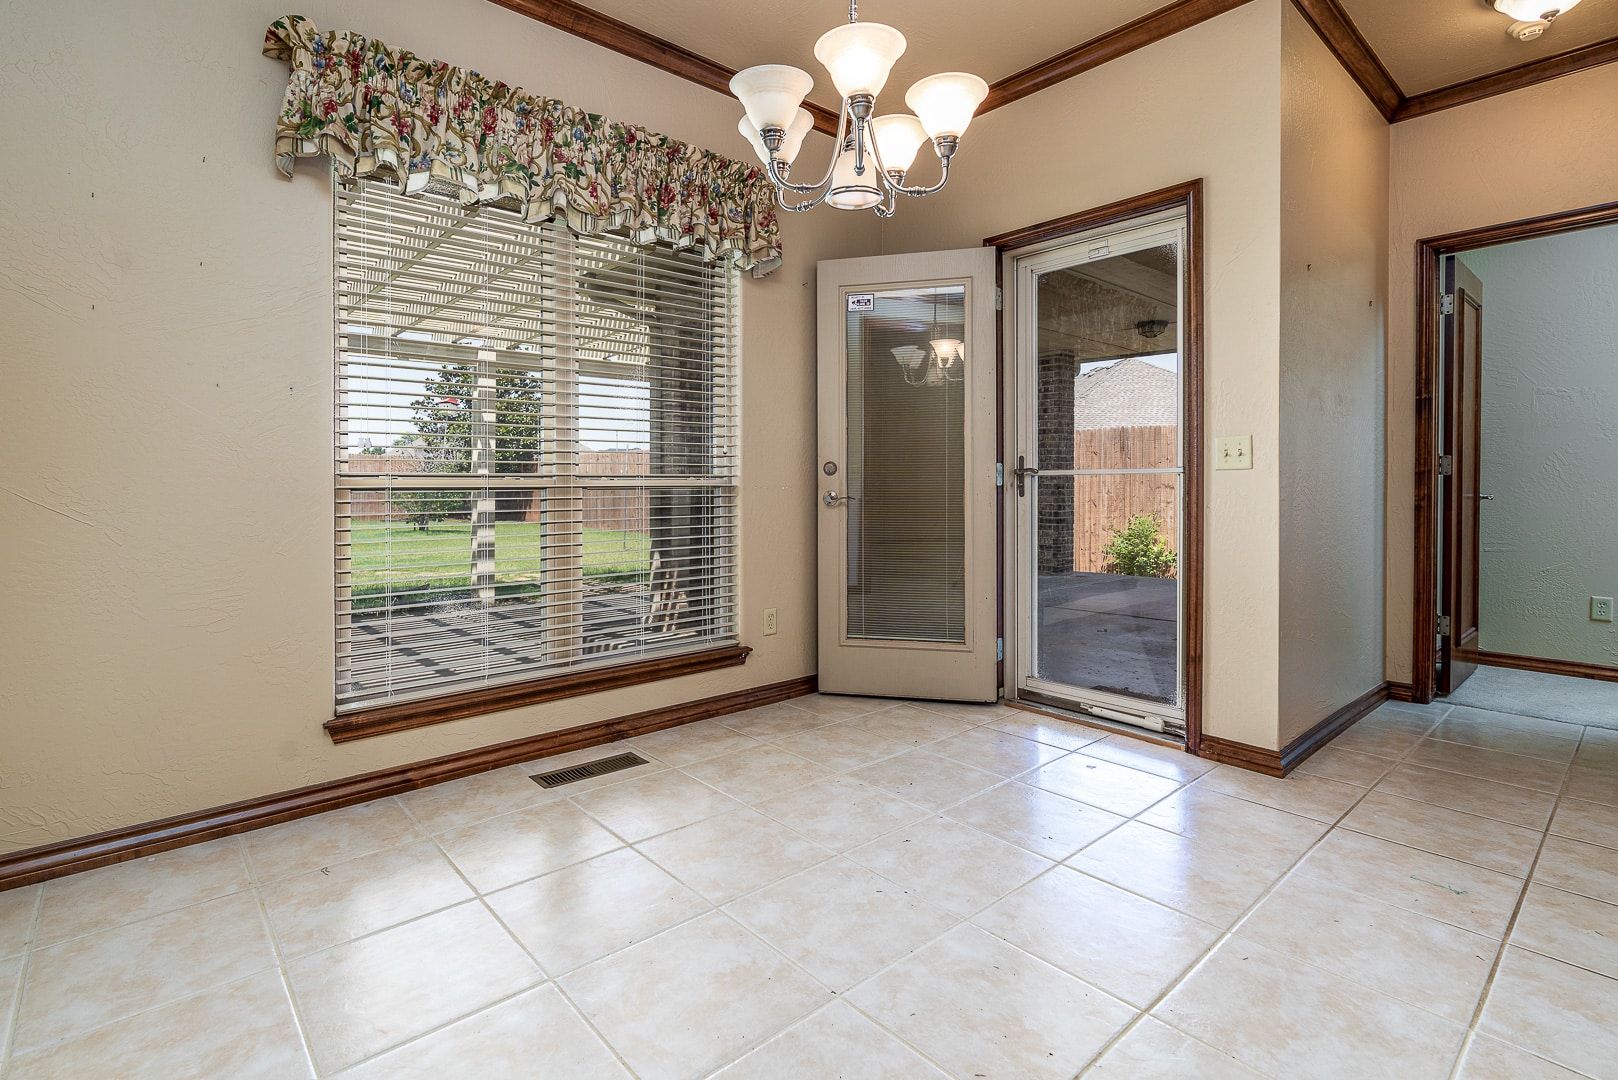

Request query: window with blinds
[{"left": 334, "top": 179, "right": 739, "bottom": 712}]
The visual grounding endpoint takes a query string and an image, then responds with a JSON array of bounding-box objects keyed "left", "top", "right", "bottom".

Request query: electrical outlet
[
  {"left": 1216, "top": 435, "right": 1254, "bottom": 470},
  {"left": 1592, "top": 597, "right": 1613, "bottom": 623},
  {"left": 763, "top": 607, "right": 778, "bottom": 636}
]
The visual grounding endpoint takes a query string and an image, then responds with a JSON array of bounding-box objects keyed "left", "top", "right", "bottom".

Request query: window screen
[{"left": 334, "top": 180, "right": 739, "bottom": 711}]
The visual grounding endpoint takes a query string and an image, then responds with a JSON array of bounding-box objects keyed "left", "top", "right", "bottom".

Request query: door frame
[
  {"left": 1410, "top": 198, "right": 1618, "bottom": 703},
  {"left": 985, "top": 180, "right": 1205, "bottom": 754}
]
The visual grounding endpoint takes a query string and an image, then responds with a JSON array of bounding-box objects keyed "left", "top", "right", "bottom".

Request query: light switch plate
[{"left": 1216, "top": 435, "right": 1254, "bottom": 470}]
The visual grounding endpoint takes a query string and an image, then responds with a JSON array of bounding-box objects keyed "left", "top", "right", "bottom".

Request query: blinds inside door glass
[
  {"left": 844, "top": 284, "right": 967, "bottom": 643},
  {"left": 335, "top": 179, "right": 739, "bottom": 710}
]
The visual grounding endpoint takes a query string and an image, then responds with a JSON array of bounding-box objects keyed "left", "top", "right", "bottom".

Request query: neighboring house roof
[{"left": 1073, "top": 358, "right": 1178, "bottom": 430}]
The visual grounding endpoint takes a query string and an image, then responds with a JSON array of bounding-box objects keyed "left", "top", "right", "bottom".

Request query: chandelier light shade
[{"left": 730, "top": 0, "right": 987, "bottom": 217}]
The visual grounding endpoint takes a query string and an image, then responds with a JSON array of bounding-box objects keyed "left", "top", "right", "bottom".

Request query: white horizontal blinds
[
  {"left": 844, "top": 285, "right": 967, "bottom": 644},
  {"left": 335, "top": 178, "right": 739, "bottom": 710}
]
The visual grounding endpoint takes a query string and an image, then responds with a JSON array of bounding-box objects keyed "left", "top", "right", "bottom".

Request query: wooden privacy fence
[{"left": 1073, "top": 424, "right": 1178, "bottom": 575}]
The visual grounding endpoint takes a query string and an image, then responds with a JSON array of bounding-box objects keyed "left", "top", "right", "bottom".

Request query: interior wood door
[
  {"left": 1439, "top": 256, "right": 1484, "bottom": 695},
  {"left": 815, "top": 248, "right": 999, "bottom": 701}
]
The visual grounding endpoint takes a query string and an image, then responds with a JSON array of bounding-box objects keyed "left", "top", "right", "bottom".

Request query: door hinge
[
  {"left": 1438, "top": 454, "right": 1453, "bottom": 477},
  {"left": 1441, "top": 292, "right": 1455, "bottom": 316},
  {"left": 1438, "top": 615, "right": 1453, "bottom": 636},
  {"left": 994, "top": 286, "right": 1003, "bottom": 311},
  {"left": 996, "top": 637, "right": 1004, "bottom": 661},
  {"left": 995, "top": 462, "right": 1004, "bottom": 488}
]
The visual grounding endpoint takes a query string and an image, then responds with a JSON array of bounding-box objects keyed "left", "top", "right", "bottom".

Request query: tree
[{"left": 1102, "top": 514, "right": 1177, "bottom": 577}]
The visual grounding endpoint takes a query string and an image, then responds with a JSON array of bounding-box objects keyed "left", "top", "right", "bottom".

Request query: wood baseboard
[
  {"left": 1199, "top": 681, "right": 1392, "bottom": 777},
  {"left": 1386, "top": 681, "right": 1416, "bottom": 702},
  {"left": 1454, "top": 648, "right": 1618, "bottom": 684},
  {"left": 0, "top": 675, "right": 816, "bottom": 893}
]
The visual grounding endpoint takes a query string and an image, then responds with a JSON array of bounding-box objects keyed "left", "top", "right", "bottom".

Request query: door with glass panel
[
  {"left": 816, "top": 249, "right": 999, "bottom": 701},
  {"left": 1010, "top": 215, "right": 1188, "bottom": 735}
]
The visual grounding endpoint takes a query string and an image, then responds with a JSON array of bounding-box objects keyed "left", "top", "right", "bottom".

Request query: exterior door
[
  {"left": 1439, "top": 256, "right": 1484, "bottom": 695},
  {"left": 816, "top": 249, "right": 999, "bottom": 701}
]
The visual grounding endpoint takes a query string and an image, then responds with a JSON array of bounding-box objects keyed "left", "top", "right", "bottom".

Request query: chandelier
[{"left": 729, "top": 1, "right": 988, "bottom": 217}]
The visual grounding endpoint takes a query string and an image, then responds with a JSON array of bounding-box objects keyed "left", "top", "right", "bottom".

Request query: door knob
[
  {"left": 1013, "top": 454, "right": 1040, "bottom": 497},
  {"left": 1479, "top": 493, "right": 1495, "bottom": 501},
  {"left": 823, "top": 490, "right": 856, "bottom": 507}
]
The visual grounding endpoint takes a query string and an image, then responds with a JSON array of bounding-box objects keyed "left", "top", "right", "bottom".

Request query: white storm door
[{"left": 815, "top": 248, "right": 999, "bottom": 702}]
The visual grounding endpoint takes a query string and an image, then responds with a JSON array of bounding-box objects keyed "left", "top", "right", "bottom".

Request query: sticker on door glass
[{"left": 847, "top": 293, "right": 875, "bottom": 312}]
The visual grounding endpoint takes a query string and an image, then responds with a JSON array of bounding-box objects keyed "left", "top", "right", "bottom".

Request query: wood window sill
[{"left": 325, "top": 644, "right": 752, "bottom": 743}]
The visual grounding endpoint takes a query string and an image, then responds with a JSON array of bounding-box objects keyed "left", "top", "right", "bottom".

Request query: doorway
[
  {"left": 1414, "top": 200, "right": 1618, "bottom": 702},
  {"left": 992, "top": 184, "right": 1204, "bottom": 748}
]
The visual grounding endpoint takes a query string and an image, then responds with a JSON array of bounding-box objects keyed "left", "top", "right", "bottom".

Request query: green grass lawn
[{"left": 349, "top": 519, "right": 651, "bottom": 610}]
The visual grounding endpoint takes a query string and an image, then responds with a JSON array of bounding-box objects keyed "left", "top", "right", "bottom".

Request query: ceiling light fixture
[
  {"left": 731, "top": 1, "right": 988, "bottom": 217},
  {"left": 1490, "top": 0, "right": 1582, "bottom": 41}
]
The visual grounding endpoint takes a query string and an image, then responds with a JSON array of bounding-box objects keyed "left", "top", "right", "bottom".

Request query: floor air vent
[{"left": 530, "top": 752, "right": 649, "bottom": 788}]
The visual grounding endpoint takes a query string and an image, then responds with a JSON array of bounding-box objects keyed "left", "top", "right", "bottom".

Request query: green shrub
[{"left": 1102, "top": 514, "right": 1177, "bottom": 577}]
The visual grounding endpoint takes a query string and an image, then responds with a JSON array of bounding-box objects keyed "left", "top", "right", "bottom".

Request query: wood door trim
[
  {"left": 985, "top": 179, "right": 1205, "bottom": 756},
  {"left": 1454, "top": 647, "right": 1618, "bottom": 683},
  {"left": 1411, "top": 199, "right": 1618, "bottom": 702},
  {"left": 0, "top": 675, "right": 816, "bottom": 893}
]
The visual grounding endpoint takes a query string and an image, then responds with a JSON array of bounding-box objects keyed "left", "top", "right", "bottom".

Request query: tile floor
[{"left": 1, "top": 694, "right": 1615, "bottom": 1078}]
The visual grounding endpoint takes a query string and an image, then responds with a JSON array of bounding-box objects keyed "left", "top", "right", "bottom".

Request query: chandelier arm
[
  {"left": 883, "top": 157, "right": 952, "bottom": 198},
  {"left": 774, "top": 186, "right": 833, "bottom": 213},
  {"left": 765, "top": 99, "right": 851, "bottom": 195}
]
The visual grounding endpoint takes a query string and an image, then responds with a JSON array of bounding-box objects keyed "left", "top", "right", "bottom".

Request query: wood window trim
[
  {"left": 326, "top": 643, "right": 751, "bottom": 743},
  {"left": 1410, "top": 199, "right": 1618, "bottom": 703}
]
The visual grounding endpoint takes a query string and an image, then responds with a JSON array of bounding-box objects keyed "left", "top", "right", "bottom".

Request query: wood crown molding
[
  {"left": 326, "top": 644, "right": 752, "bottom": 743},
  {"left": 1395, "top": 36, "right": 1618, "bottom": 122},
  {"left": 1199, "top": 681, "right": 1391, "bottom": 777},
  {"left": 1288, "top": 0, "right": 1401, "bottom": 121},
  {"left": 0, "top": 675, "right": 816, "bottom": 893}
]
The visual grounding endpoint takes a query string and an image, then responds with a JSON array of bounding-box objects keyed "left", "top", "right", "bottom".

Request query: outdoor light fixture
[
  {"left": 731, "top": 0, "right": 988, "bottom": 217},
  {"left": 1490, "top": 0, "right": 1583, "bottom": 41},
  {"left": 1136, "top": 319, "right": 1169, "bottom": 339}
]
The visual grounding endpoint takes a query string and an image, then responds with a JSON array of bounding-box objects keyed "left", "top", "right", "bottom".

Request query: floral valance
[{"left": 262, "top": 15, "right": 781, "bottom": 276}]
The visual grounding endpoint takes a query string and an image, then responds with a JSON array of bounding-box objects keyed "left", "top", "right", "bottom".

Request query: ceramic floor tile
[
  {"left": 1429, "top": 713, "right": 1581, "bottom": 763},
  {"left": 33, "top": 837, "right": 250, "bottom": 946},
  {"left": 974, "top": 866, "right": 1221, "bottom": 1007},
  {"left": 771, "top": 723, "right": 911, "bottom": 772},
  {"left": 751, "top": 775, "right": 930, "bottom": 851},
  {"left": 0, "top": 952, "right": 22, "bottom": 1061},
  {"left": 710, "top": 1000, "right": 950, "bottom": 1079},
  {"left": 1402, "top": 740, "right": 1568, "bottom": 793},
  {"left": 907, "top": 699, "right": 1020, "bottom": 723},
  {"left": 926, "top": 726, "right": 1068, "bottom": 777},
  {"left": 1291, "top": 829, "right": 1525, "bottom": 938},
  {"left": 1330, "top": 722, "right": 1427, "bottom": 759},
  {"left": 561, "top": 912, "right": 829, "bottom": 1080},
  {"left": 1025, "top": 754, "right": 1183, "bottom": 816},
  {"left": 333, "top": 984, "right": 630, "bottom": 1080},
  {"left": 287, "top": 900, "right": 540, "bottom": 1074},
  {"left": 13, "top": 891, "right": 277, "bottom": 1053},
  {"left": 434, "top": 799, "right": 624, "bottom": 894},
  {"left": 1156, "top": 938, "right": 1465, "bottom": 1080},
  {"left": 1235, "top": 872, "right": 1496, "bottom": 1023},
  {"left": 1085, "top": 1017, "right": 1268, "bottom": 1079},
  {"left": 1138, "top": 783, "right": 1330, "bottom": 866},
  {"left": 396, "top": 768, "right": 561, "bottom": 835},
  {"left": 989, "top": 712, "right": 1110, "bottom": 750},
  {"left": 786, "top": 694, "right": 894, "bottom": 722},
  {"left": 1510, "top": 882, "right": 1618, "bottom": 979},
  {"left": 1444, "top": 705, "right": 1584, "bottom": 738},
  {"left": 847, "top": 817, "right": 1052, "bottom": 917},
  {"left": 636, "top": 807, "right": 831, "bottom": 903},
  {"left": 724, "top": 857, "right": 957, "bottom": 990},
  {"left": 681, "top": 745, "right": 837, "bottom": 806},
  {"left": 1533, "top": 834, "right": 1618, "bottom": 904},
  {"left": 1478, "top": 946, "right": 1618, "bottom": 1080},
  {"left": 714, "top": 701, "right": 835, "bottom": 741},
  {"left": 1076, "top": 734, "right": 1218, "bottom": 782},
  {"left": 260, "top": 840, "right": 474, "bottom": 957},
  {"left": 1365, "top": 703, "right": 1449, "bottom": 731},
  {"left": 1373, "top": 763, "right": 1558, "bottom": 829},
  {"left": 244, "top": 798, "right": 423, "bottom": 883},
  {"left": 1455, "top": 1033, "right": 1590, "bottom": 1079},
  {"left": 628, "top": 719, "right": 761, "bottom": 767},
  {"left": 1340, "top": 791, "right": 1543, "bottom": 876},
  {"left": 1067, "top": 822, "right": 1290, "bottom": 927},
  {"left": 1562, "top": 765, "right": 1618, "bottom": 806},
  {"left": 1548, "top": 796, "right": 1618, "bottom": 848},
  {"left": 1291, "top": 745, "right": 1397, "bottom": 788},
  {"left": 569, "top": 768, "right": 743, "bottom": 842},
  {"left": 846, "top": 703, "right": 977, "bottom": 747},
  {"left": 0, "top": 885, "right": 39, "bottom": 959},
  {"left": 1194, "top": 764, "right": 1363, "bottom": 823},
  {"left": 1573, "top": 743, "right": 1618, "bottom": 776},
  {"left": 6, "top": 970, "right": 310, "bottom": 1080},
  {"left": 847, "top": 748, "right": 1007, "bottom": 811},
  {"left": 944, "top": 781, "right": 1127, "bottom": 860},
  {"left": 486, "top": 847, "right": 709, "bottom": 975},
  {"left": 848, "top": 924, "right": 1136, "bottom": 1080}
]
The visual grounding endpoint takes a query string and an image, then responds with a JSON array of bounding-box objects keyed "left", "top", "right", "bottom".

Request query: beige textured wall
[
  {"left": 0, "top": 0, "right": 877, "bottom": 851},
  {"left": 1465, "top": 228, "right": 1618, "bottom": 668},
  {"left": 1277, "top": 4, "right": 1389, "bottom": 745},
  {"left": 1386, "top": 64, "right": 1618, "bottom": 686},
  {"left": 880, "top": 0, "right": 1286, "bottom": 748}
]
